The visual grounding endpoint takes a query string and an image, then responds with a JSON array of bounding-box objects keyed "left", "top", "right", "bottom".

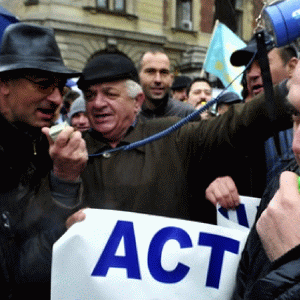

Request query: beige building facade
[{"left": 0, "top": 0, "right": 261, "bottom": 79}]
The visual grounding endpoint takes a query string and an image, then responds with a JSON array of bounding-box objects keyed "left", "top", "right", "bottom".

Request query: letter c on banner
[{"left": 148, "top": 227, "right": 192, "bottom": 284}]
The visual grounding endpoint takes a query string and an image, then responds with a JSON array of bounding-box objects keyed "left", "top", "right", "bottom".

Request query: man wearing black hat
[
  {"left": 171, "top": 75, "right": 192, "bottom": 102},
  {"left": 77, "top": 51, "right": 293, "bottom": 227},
  {"left": 205, "top": 31, "right": 299, "bottom": 209},
  {"left": 215, "top": 91, "right": 243, "bottom": 115},
  {"left": 230, "top": 32, "right": 298, "bottom": 101},
  {"left": 0, "top": 23, "right": 88, "bottom": 299}
]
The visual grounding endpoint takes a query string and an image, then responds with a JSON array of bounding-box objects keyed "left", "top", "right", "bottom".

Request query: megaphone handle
[{"left": 255, "top": 30, "right": 282, "bottom": 157}]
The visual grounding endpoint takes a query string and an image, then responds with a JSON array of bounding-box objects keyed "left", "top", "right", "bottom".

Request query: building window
[
  {"left": 235, "top": 0, "right": 243, "bottom": 36},
  {"left": 235, "top": 0, "right": 243, "bottom": 10},
  {"left": 96, "top": 0, "right": 108, "bottom": 9},
  {"left": 177, "top": 0, "right": 192, "bottom": 31},
  {"left": 114, "top": 0, "right": 126, "bottom": 12},
  {"left": 84, "top": 0, "right": 136, "bottom": 18},
  {"left": 95, "top": 0, "right": 126, "bottom": 12},
  {"left": 24, "top": 0, "right": 39, "bottom": 5},
  {"left": 214, "top": 0, "right": 241, "bottom": 34}
]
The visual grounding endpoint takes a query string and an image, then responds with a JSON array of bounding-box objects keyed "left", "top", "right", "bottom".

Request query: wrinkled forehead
[
  {"left": 85, "top": 79, "right": 127, "bottom": 91},
  {"left": 190, "top": 81, "right": 212, "bottom": 92}
]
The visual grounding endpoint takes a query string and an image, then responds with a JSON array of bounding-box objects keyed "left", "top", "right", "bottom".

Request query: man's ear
[
  {"left": 0, "top": 80, "right": 12, "bottom": 119},
  {"left": 134, "top": 92, "right": 145, "bottom": 114},
  {"left": 287, "top": 57, "right": 299, "bottom": 78},
  {"left": 0, "top": 79, "right": 10, "bottom": 96}
]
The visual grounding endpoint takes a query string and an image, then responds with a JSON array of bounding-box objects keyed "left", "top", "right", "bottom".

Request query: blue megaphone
[{"left": 263, "top": 0, "right": 300, "bottom": 47}]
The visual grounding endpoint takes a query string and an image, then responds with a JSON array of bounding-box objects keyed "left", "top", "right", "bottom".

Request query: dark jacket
[
  {"left": 82, "top": 85, "right": 292, "bottom": 225},
  {"left": 232, "top": 159, "right": 300, "bottom": 300},
  {"left": 212, "top": 80, "right": 292, "bottom": 199},
  {"left": 0, "top": 115, "right": 79, "bottom": 299}
]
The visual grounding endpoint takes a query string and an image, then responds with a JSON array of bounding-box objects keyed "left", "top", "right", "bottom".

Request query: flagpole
[{"left": 200, "top": 19, "right": 220, "bottom": 77}]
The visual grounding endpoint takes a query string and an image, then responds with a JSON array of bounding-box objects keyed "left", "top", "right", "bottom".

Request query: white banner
[
  {"left": 217, "top": 196, "right": 261, "bottom": 231},
  {"left": 51, "top": 209, "right": 249, "bottom": 300}
]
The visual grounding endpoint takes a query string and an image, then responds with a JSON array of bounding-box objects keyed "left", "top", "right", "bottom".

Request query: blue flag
[{"left": 203, "top": 21, "right": 246, "bottom": 96}]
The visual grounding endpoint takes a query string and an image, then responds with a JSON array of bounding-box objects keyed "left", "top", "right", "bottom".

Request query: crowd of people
[{"left": 1, "top": 20, "right": 300, "bottom": 299}]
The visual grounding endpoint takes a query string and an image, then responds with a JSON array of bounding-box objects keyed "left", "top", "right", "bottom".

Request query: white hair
[{"left": 125, "top": 79, "right": 143, "bottom": 99}]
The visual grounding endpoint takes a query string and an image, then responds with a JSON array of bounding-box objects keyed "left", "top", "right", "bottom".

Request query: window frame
[
  {"left": 114, "top": 0, "right": 126, "bottom": 12},
  {"left": 176, "top": 0, "right": 193, "bottom": 31},
  {"left": 235, "top": 0, "right": 244, "bottom": 37},
  {"left": 96, "top": 0, "right": 109, "bottom": 9}
]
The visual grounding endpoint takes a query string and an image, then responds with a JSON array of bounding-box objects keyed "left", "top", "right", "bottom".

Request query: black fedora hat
[{"left": 0, "top": 23, "right": 80, "bottom": 77}]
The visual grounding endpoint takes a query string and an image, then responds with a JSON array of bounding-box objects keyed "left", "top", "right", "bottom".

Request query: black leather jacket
[
  {"left": 232, "top": 159, "right": 300, "bottom": 300},
  {"left": 0, "top": 115, "right": 80, "bottom": 299}
]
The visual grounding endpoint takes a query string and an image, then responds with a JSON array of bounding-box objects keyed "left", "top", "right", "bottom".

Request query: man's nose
[
  {"left": 46, "top": 87, "right": 63, "bottom": 106},
  {"left": 78, "top": 115, "right": 87, "bottom": 124},
  {"left": 93, "top": 92, "right": 108, "bottom": 107},
  {"left": 247, "top": 61, "right": 261, "bottom": 79},
  {"left": 199, "top": 91, "right": 207, "bottom": 100},
  {"left": 154, "top": 71, "right": 162, "bottom": 83}
]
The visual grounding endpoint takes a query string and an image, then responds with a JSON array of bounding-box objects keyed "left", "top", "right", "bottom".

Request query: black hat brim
[
  {"left": 0, "top": 56, "right": 81, "bottom": 77},
  {"left": 230, "top": 31, "right": 275, "bottom": 67},
  {"left": 230, "top": 44, "right": 257, "bottom": 67}
]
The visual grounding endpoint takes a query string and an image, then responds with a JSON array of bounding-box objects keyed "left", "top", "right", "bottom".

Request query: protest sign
[
  {"left": 51, "top": 209, "right": 249, "bottom": 300},
  {"left": 217, "top": 196, "right": 261, "bottom": 231}
]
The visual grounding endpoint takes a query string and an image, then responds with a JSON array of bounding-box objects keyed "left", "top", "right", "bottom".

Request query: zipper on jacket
[{"left": 33, "top": 141, "right": 37, "bottom": 155}]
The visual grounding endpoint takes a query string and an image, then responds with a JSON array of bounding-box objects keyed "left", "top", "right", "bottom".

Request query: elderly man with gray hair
[{"left": 75, "top": 50, "right": 293, "bottom": 226}]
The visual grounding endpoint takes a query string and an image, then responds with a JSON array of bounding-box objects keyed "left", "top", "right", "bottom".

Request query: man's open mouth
[
  {"left": 37, "top": 108, "right": 56, "bottom": 119},
  {"left": 94, "top": 113, "right": 112, "bottom": 120},
  {"left": 252, "top": 84, "right": 264, "bottom": 95}
]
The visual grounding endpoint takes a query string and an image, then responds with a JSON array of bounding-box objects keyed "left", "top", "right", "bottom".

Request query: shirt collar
[{"left": 86, "top": 116, "right": 146, "bottom": 156}]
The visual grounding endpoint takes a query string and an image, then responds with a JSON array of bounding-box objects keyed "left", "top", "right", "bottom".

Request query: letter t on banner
[{"left": 198, "top": 233, "right": 240, "bottom": 289}]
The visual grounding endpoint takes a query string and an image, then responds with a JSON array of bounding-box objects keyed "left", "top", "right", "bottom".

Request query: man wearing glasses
[{"left": 0, "top": 23, "right": 87, "bottom": 299}]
